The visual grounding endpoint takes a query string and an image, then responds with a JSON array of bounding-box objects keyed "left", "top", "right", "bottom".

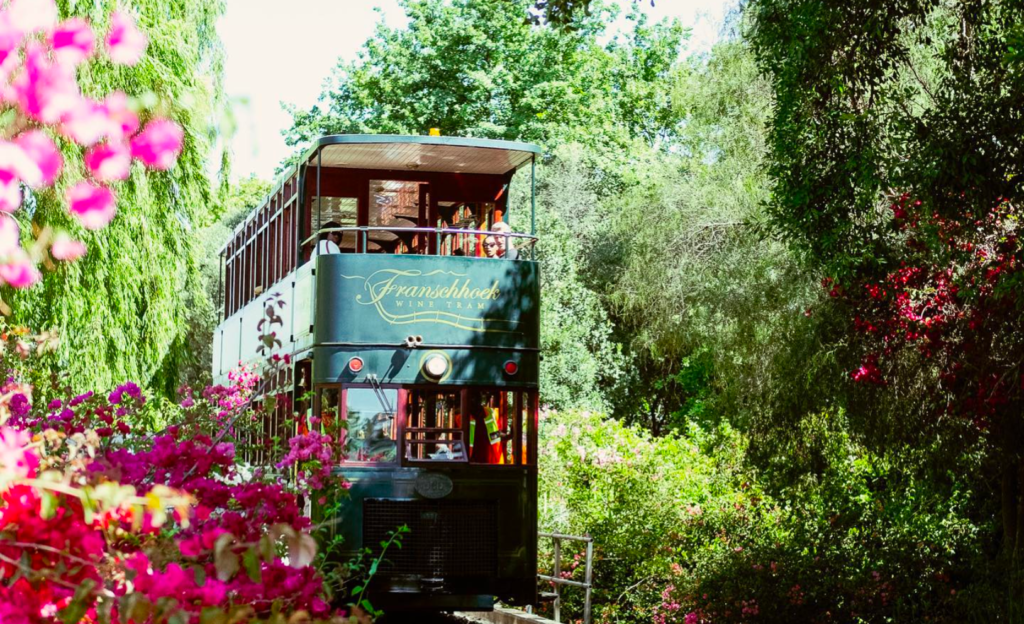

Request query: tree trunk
[
  {"left": 1016, "top": 459, "right": 1024, "bottom": 558},
  {"left": 1003, "top": 459, "right": 1017, "bottom": 553}
]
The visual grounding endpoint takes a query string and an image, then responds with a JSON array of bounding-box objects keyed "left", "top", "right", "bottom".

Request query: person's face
[
  {"left": 329, "top": 231, "right": 342, "bottom": 245},
  {"left": 493, "top": 234, "right": 507, "bottom": 255},
  {"left": 483, "top": 237, "right": 498, "bottom": 257}
]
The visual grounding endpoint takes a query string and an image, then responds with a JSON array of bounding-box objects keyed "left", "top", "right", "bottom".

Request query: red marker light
[
  {"left": 503, "top": 360, "right": 518, "bottom": 376},
  {"left": 348, "top": 357, "right": 364, "bottom": 373}
]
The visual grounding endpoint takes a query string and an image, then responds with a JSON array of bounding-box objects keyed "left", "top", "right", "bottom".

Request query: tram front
[{"left": 299, "top": 136, "right": 541, "bottom": 612}]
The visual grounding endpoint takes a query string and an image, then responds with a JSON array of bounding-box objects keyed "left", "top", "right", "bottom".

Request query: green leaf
[
  {"left": 40, "top": 491, "right": 58, "bottom": 520},
  {"left": 286, "top": 532, "right": 318, "bottom": 568},
  {"left": 214, "top": 533, "right": 239, "bottom": 581},
  {"left": 243, "top": 547, "right": 263, "bottom": 583},
  {"left": 199, "top": 608, "right": 228, "bottom": 624},
  {"left": 59, "top": 579, "right": 96, "bottom": 624}
]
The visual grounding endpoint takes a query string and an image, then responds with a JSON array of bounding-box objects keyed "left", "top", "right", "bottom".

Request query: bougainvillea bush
[
  {"left": 0, "top": 338, "right": 345, "bottom": 622},
  {"left": 0, "top": 5, "right": 359, "bottom": 619}
]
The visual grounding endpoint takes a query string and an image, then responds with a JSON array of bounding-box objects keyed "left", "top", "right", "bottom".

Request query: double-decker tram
[{"left": 212, "top": 134, "right": 542, "bottom": 612}]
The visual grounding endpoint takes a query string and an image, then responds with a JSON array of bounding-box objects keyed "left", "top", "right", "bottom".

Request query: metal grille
[{"left": 363, "top": 499, "right": 498, "bottom": 578}]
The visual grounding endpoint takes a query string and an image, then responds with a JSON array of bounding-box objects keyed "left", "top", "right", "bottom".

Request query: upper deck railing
[{"left": 303, "top": 226, "right": 538, "bottom": 260}]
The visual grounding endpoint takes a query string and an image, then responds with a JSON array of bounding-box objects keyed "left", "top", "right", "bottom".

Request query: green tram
[{"left": 212, "top": 135, "right": 542, "bottom": 612}]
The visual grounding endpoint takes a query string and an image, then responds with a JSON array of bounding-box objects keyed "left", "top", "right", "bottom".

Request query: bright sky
[{"left": 218, "top": 0, "right": 734, "bottom": 181}]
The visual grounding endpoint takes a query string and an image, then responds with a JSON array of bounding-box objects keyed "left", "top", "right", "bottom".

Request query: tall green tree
[
  {"left": 588, "top": 39, "right": 817, "bottom": 433},
  {"left": 8, "top": 0, "right": 226, "bottom": 397},
  {"left": 747, "top": 0, "right": 1024, "bottom": 560},
  {"left": 285, "top": 0, "right": 685, "bottom": 171}
]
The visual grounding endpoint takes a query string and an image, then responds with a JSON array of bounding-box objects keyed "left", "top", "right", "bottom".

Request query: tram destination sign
[{"left": 315, "top": 254, "right": 539, "bottom": 349}]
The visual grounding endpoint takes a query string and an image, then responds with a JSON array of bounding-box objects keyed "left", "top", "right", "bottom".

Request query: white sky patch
[{"left": 218, "top": 0, "right": 734, "bottom": 181}]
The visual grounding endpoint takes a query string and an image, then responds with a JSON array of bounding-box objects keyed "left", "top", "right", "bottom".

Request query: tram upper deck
[{"left": 211, "top": 135, "right": 542, "bottom": 388}]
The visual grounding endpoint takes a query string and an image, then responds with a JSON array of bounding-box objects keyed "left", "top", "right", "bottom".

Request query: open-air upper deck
[{"left": 213, "top": 135, "right": 542, "bottom": 383}]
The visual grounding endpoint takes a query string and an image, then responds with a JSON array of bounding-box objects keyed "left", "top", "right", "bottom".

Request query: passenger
[
  {"left": 452, "top": 248, "right": 466, "bottom": 256},
  {"left": 491, "top": 221, "right": 518, "bottom": 260},
  {"left": 482, "top": 235, "right": 499, "bottom": 258},
  {"left": 317, "top": 220, "right": 341, "bottom": 254},
  {"left": 467, "top": 391, "right": 491, "bottom": 463}
]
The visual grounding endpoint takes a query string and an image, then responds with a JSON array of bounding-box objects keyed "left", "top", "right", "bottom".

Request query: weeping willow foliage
[{"left": 5, "top": 0, "right": 227, "bottom": 397}]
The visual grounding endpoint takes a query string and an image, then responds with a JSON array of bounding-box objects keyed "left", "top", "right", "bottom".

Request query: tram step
[{"left": 537, "top": 592, "right": 558, "bottom": 603}]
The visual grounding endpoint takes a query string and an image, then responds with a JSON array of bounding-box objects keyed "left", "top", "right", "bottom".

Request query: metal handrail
[
  {"left": 301, "top": 225, "right": 538, "bottom": 248},
  {"left": 537, "top": 532, "right": 594, "bottom": 624}
]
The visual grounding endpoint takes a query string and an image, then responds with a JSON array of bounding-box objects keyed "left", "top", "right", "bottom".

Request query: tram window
[
  {"left": 404, "top": 390, "right": 466, "bottom": 463},
  {"left": 317, "top": 386, "right": 341, "bottom": 440},
  {"left": 439, "top": 202, "right": 496, "bottom": 257},
  {"left": 341, "top": 388, "right": 398, "bottom": 463},
  {"left": 370, "top": 180, "right": 424, "bottom": 254},
  {"left": 313, "top": 196, "right": 357, "bottom": 253},
  {"left": 462, "top": 389, "right": 530, "bottom": 466}
]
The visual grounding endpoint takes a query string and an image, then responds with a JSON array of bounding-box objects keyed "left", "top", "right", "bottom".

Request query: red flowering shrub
[
  {"left": 0, "top": 364, "right": 340, "bottom": 622},
  {"left": 825, "top": 194, "right": 1022, "bottom": 429}
]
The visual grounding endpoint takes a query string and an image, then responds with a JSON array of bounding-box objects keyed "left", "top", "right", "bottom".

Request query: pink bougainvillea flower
[
  {"left": 7, "top": 0, "right": 58, "bottom": 34},
  {"left": 85, "top": 141, "right": 130, "bottom": 182},
  {"left": 0, "top": 14, "right": 24, "bottom": 70},
  {"left": 103, "top": 92, "right": 140, "bottom": 139},
  {"left": 50, "top": 17, "right": 95, "bottom": 66},
  {"left": 105, "top": 11, "right": 146, "bottom": 65},
  {"left": 14, "top": 131, "right": 62, "bottom": 186},
  {"left": 0, "top": 141, "right": 42, "bottom": 188},
  {"left": 0, "top": 427, "right": 38, "bottom": 478},
  {"left": 62, "top": 98, "right": 111, "bottom": 146},
  {"left": 12, "top": 43, "right": 80, "bottom": 124},
  {"left": 0, "top": 215, "right": 20, "bottom": 257},
  {"left": 50, "top": 232, "right": 86, "bottom": 261},
  {"left": 0, "top": 171, "right": 21, "bottom": 213},
  {"left": 130, "top": 119, "right": 183, "bottom": 170},
  {"left": 67, "top": 182, "right": 116, "bottom": 230},
  {"left": 0, "top": 250, "right": 41, "bottom": 288}
]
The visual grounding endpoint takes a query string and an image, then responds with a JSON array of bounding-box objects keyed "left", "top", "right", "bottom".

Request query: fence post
[
  {"left": 553, "top": 537, "right": 562, "bottom": 623},
  {"left": 583, "top": 539, "right": 594, "bottom": 624}
]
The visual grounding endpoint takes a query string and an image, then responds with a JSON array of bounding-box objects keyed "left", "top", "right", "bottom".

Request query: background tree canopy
[
  {"left": 6, "top": 0, "right": 227, "bottom": 398},
  {"left": 284, "top": 0, "right": 801, "bottom": 425},
  {"left": 747, "top": 0, "right": 1024, "bottom": 560},
  {"left": 285, "top": 0, "right": 683, "bottom": 173}
]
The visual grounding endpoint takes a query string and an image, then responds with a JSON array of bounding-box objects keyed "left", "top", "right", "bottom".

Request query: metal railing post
[
  {"left": 553, "top": 537, "right": 562, "bottom": 623},
  {"left": 538, "top": 532, "right": 594, "bottom": 624},
  {"left": 583, "top": 540, "right": 594, "bottom": 624},
  {"left": 530, "top": 156, "right": 536, "bottom": 261}
]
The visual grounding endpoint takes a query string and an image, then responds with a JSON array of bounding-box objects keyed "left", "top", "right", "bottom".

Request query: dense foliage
[
  {"left": 285, "top": 0, "right": 682, "bottom": 169},
  {"left": 541, "top": 410, "right": 991, "bottom": 624}
]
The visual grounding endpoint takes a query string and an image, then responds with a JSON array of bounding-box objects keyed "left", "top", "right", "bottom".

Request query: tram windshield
[{"left": 320, "top": 386, "right": 399, "bottom": 463}]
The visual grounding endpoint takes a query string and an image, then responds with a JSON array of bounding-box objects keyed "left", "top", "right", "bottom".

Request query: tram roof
[{"left": 305, "top": 134, "right": 541, "bottom": 176}]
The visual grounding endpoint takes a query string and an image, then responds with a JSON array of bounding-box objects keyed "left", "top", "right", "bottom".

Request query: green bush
[
  {"left": 539, "top": 410, "right": 991, "bottom": 624},
  {"left": 539, "top": 410, "right": 759, "bottom": 623}
]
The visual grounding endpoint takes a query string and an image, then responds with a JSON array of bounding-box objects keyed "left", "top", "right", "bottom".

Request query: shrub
[{"left": 539, "top": 410, "right": 988, "bottom": 624}]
